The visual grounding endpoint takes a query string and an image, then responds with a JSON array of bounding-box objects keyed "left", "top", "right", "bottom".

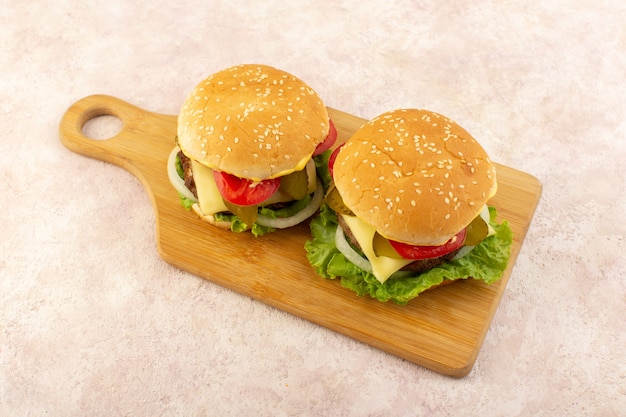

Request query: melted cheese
[
  {"left": 190, "top": 159, "right": 317, "bottom": 216},
  {"left": 340, "top": 214, "right": 414, "bottom": 284}
]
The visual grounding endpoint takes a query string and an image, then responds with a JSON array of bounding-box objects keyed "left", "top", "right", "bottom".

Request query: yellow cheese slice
[
  {"left": 190, "top": 160, "right": 229, "bottom": 215},
  {"left": 340, "top": 214, "right": 414, "bottom": 284}
]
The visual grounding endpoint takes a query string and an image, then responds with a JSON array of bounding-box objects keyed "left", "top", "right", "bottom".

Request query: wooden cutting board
[{"left": 59, "top": 94, "right": 542, "bottom": 377}]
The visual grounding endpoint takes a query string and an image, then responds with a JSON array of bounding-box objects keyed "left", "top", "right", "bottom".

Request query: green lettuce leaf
[
  {"left": 178, "top": 194, "right": 196, "bottom": 211},
  {"left": 313, "top": 150, "right": 333, "bottom": 192},
  {"left": 175, "top": 152, "right": 185, "bottom": 179},
  {"left": 211, "top": 212, "right": 273, "bottom": 236},
  {"left": 305, "top": 205, "right": 513, "bottom": 305}
]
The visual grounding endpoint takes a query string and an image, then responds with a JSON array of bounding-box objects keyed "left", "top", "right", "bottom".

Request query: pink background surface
[{"left": 1, "top": 1, "right": 624, "bottom": 415}]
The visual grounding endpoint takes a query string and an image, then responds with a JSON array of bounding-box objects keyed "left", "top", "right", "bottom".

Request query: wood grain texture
[{"left": 59, "top": 95, "right": 542, "bottom": 377}]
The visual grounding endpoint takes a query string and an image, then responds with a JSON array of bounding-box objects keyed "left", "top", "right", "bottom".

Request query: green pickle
[
  {"left": 325, "top": 185, "right": 354, "bottom": 216},
  {"left": 464, "top": 214, "right": 489, "bottom": 246},
  {"left": 223, "top": 200, "right": 258, "bottom": 228},
  {"left": 280, "top": 168, "right": 309, "bottom": 200}
]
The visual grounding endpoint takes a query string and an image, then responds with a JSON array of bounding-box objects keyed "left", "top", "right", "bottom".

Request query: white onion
[
  {"left": 255, "top": 179, "right": 324, "bottom": 228},
  {"left": 452, "top": 245, "right": 475, "bottom": 260},
  {"left": 167, "top": 146, "right": 198, "bottom": 203},
  {"left": 334, "top": 224, "right": 373, "bottom": 273}
]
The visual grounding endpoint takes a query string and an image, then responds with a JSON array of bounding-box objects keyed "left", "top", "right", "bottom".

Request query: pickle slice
[
  {"left": 464, "top": 214, "right": 489, "bottom": 246},
  {"left": 373, "top": 232, "right": 404, "bottom": 258},
  {"left": 223, "top": 200, "right": 258, "bottom": 227},
  {"left": 279, "top": 168, "right": 309, "bottom": 200},
  {"left": 325, "top": 185, "right": 354, "bottom": 216}
]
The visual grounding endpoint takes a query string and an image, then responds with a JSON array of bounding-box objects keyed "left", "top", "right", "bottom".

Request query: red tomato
[
  {"left": 313, "top": 119, "right": 337, "bottom": 156},
  {"left": 389, "top": 228, "right": 467, "bottom": 260},
  {"left": 328, "top": 142, "right": 345, "bottom": 179},
  {"left": 213, "top": 171, "right": 281, "bottom": 206}
]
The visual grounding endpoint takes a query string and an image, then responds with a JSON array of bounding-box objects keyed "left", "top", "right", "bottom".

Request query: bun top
[
  {"left": 177, "top": 64, "right": 329, "bottom": 181},
  {"left": 333, "top": 109, "right": 497, "bottom": 246}
]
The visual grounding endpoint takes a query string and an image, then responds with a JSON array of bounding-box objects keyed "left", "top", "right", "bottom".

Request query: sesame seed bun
[
  {"left": 333, "top": 109, "right": 497, "bottom": 246},
  {"left": 177, "top": 64, "right": 330, "bottom": 181}
]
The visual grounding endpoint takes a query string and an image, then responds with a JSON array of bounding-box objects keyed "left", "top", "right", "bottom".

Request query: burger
[
  {"left": 305, "top": 109, "right": 513, "bottom": 304},
  {"left": 167, "top": 64, "right": 336, "bottom": 236}
]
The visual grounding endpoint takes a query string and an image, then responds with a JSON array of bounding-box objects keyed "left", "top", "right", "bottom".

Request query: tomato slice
[
  {"left": 313, "top": 119, "right": 337, "bottom": 156},
  {"left": 388, "top": 228, "right": 467, "bottom": 260},
  {"left": 328, "top": 142, "right": 345, "bottom": 179},
  {"left": 213, "top": 171, "right": 281, "bottom": 206}
]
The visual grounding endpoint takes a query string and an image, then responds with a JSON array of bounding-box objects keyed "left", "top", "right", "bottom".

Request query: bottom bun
[{"left": 191, "top": 203, "right": 232, "bottom": 230}]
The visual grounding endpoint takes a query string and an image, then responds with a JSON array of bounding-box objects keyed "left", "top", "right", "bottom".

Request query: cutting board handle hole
[{"left": 82, "top": 114, "right": 123, "bottom": 141}]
